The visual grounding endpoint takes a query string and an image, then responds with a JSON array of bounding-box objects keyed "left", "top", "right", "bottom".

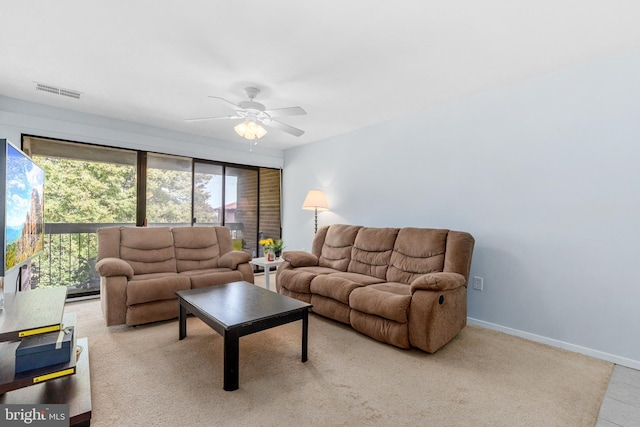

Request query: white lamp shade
[{"left": 302, "top": 189, "right": 329, "bottom": 211}]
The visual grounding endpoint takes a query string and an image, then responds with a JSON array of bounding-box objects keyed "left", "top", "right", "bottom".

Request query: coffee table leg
[
  {"left": 179, "top": 300, "right": 187, "bottom": 340},
  {"left": 223, "top": 331, "right": 240, "bottom": 391},
  {"left": 302, "top": 309, "right": 309, "bottom": 362}
]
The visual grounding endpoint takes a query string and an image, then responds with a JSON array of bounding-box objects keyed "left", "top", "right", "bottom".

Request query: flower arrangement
[{"left": 259, "top": 238, "right": 284, "bottom": 260}]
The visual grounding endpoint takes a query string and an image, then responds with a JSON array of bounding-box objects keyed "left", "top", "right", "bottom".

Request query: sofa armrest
[
  {"left": 100, "top": 275, "right": 128, "bottom": 326},
  {"left": 282, "top": 251, "right": 319, "bottom": 268},
  {"left": 410, "top": 272, "right": 467, "bottom": 293},
  {"left": 219, "top": 250, "right": 251, "bottom": 269},
  {"left": 95, "top": 257, "right": 134, "bottom": 279}
]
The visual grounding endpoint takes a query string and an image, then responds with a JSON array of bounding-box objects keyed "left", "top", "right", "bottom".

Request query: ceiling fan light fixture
[
  {"left": 186, "top": 87, "right": 305, "bottom": 139},
  {"left": 234, "top": 119, "right": 267, "bottom": 140}
]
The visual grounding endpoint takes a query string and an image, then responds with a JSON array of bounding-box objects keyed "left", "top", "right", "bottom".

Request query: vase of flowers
[{"left": 259, "top": 238, "right": 284, "bottom": 260}]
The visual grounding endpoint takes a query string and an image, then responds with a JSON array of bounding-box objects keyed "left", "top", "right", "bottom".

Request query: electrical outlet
[{"left": 472, "top": 276, "right": 483, "bottom": 291}]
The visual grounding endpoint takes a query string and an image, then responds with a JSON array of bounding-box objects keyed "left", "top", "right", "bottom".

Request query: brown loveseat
[
  {"left": 276, "top": 224, "right": 474, "bottom": 353},
  {"left": 96, "top": 226, "right": 254, "bottom": 326}
]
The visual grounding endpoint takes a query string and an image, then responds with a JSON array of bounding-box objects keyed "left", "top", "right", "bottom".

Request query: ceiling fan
[{"left": 186, "top": 87, "right": 306, "bottom": 140}]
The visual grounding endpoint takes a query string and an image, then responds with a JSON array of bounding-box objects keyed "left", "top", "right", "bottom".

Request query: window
[
  {"left": 21, "top": 135, "right": 282, "bottom": 297},
  {"left": 25, "top": 137, "right": 137, "bottom": 297},
  {"left": 146, "top": 153, "right": 192, "bottom": 226},
  {"left": 193, "top": 162, "right": 223, "bottom": 226}
]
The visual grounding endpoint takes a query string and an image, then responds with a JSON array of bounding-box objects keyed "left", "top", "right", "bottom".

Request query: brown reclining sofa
[
  {"left": 276, "top": 224, "right": 474, "bottom": 353},
  {"left": 96, "top": 225, "right": 253, "bottom": 326}
]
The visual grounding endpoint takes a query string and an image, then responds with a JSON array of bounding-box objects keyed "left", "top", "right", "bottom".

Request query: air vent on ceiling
[{"left": 35, "top": 82, "right": 82, "bottom": 99}]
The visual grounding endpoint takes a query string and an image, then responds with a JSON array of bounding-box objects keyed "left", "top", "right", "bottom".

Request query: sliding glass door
[
  {"left": 146, "top": 153, "right": 192, "bottom": 226},
  {"left": 226, "top": 166, "right": 258, "bottom": 257},
  {"left": 258, "top": 168, "right": 282, "bottom": 257},
  {"left": 193, "top": 162, "right": 223, "bottom": 226},
  {"left": 193, "top": 162, "right": 259, "bottom": 256},
  {"left": 23, "top": 136, "right": 281, "bottom": 296}
]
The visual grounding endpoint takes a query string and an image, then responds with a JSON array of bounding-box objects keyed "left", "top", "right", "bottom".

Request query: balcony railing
[
  {"left": 32, "top": 223, "right": 134, "bottom": 297},
  {"left": 31, "top": 222, "right": 261, "bottom": 297}
]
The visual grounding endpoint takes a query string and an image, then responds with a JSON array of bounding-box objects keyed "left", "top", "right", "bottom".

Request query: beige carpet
[{"left": 66, "top": 275, "right": 612, "bottom": 426}]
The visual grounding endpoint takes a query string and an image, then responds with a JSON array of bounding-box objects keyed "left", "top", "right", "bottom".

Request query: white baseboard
[{"left": 467, "top": 317, "right": 640, "bottom": 371}]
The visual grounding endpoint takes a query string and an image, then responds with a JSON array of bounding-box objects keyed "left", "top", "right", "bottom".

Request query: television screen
[{"left": 1, "top": 139, "right": 45, "bottom": 276}]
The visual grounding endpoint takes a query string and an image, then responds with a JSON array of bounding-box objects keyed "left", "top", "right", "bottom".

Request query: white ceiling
[{"left": 2, "top": 1, "right": 640, "bottom": 150}]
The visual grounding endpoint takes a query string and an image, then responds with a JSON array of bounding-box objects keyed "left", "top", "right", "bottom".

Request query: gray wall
[{"left": 282, "top": 48, "right": 640, "bottom": 368}]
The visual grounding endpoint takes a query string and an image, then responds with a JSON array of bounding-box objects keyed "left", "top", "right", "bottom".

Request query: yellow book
[
  {"left": 19, "top": 325, "right": 61, "bottom": 337},
  {"left": 33, "top": 368, "right": 75, "bottom": 384}
]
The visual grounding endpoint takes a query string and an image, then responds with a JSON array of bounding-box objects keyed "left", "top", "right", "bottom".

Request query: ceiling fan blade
[
  {"left": 263, "top": 119, "right": 305, "bottom": 137},
  {"left": 185, "top": 115, "right": 242, "bottom": 122},
  {"left": 208, "top": 96, "right": 243, "bottom": 112},
  {"left": 264, "top": 106, "right": 307, "bottom": 117}
]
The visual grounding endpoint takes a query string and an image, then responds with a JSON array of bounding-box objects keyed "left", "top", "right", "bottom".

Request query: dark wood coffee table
[{"left": 176, "top": 281, "right": 312, "bottom": 391}]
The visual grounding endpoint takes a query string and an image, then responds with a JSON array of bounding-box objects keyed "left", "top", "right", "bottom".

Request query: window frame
[{"left": 22, "top": 134, "right": 281, "bottom": 297}]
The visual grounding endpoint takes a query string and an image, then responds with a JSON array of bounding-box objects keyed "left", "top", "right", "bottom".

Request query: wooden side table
[{"left": 249, "top": 257, "right": 284, "bottom": 290}]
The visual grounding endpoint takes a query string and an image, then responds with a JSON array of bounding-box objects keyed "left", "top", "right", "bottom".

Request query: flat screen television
[{"left": 0, "top": 139, "right": 45, "bottom": 282}]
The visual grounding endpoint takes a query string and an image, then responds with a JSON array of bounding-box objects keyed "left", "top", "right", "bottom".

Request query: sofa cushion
[
  {"left": 310, "top": 275, "right": 363, "bottom": 304},
  {"left": 215, "top": 227, "right": 234, "bottom": 254},
  {"left": 278, "top": 269, "right": 317, "bottom": 294},
  {"left": 130, "top": 272, "right": 183, "bottom": 281},
  {"left": 172, "top": 226, "right": 221, "bottom": 272},
  {"left": 349, "top": 283, "right": 411, "bottom": 324},
  {"left": 311, "top": 226, "right": 329, "bottom": 258},
  {"left": 387, "top": 228, "right": 448, "bottom": 284},
  {"left": 367, "top": 282, "right": 412, "bottom": 295},
  {"left": 444, "top": 231, "right": 475, "bottom": 279},
  {"left": 318, "top": 224, "right": 361, "bottom": 271},
  {"left": 120, "top": 227, "right": 177, "bottom": 275},
  {"left": 187, "top": 270, "right": 244, "bottom": 289},
  {"left": 97, "top": 227, "right": 121, "bottom": 259},
  {"left": 327, "top": 272, "right": 384, "bottom": 286},
  {"left": 177, "top": 267, "right": 234, "bottom": 277},
  {"left": 296, "top": 266, "right": 341, "bottom": 275},
  {"left": 348, "top": 227, "right": 399, "bottom": 280},
  {"left": 126, "top": 275, "right": 191, "bottom": 305}
]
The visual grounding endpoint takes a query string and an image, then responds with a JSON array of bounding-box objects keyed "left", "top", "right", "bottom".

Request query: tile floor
[
  {"left": 257, "top": 271, "right": 640, "bottom": 426},
  {"left": 597, "top": 365, "right": 640, "bottom": 426}
]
